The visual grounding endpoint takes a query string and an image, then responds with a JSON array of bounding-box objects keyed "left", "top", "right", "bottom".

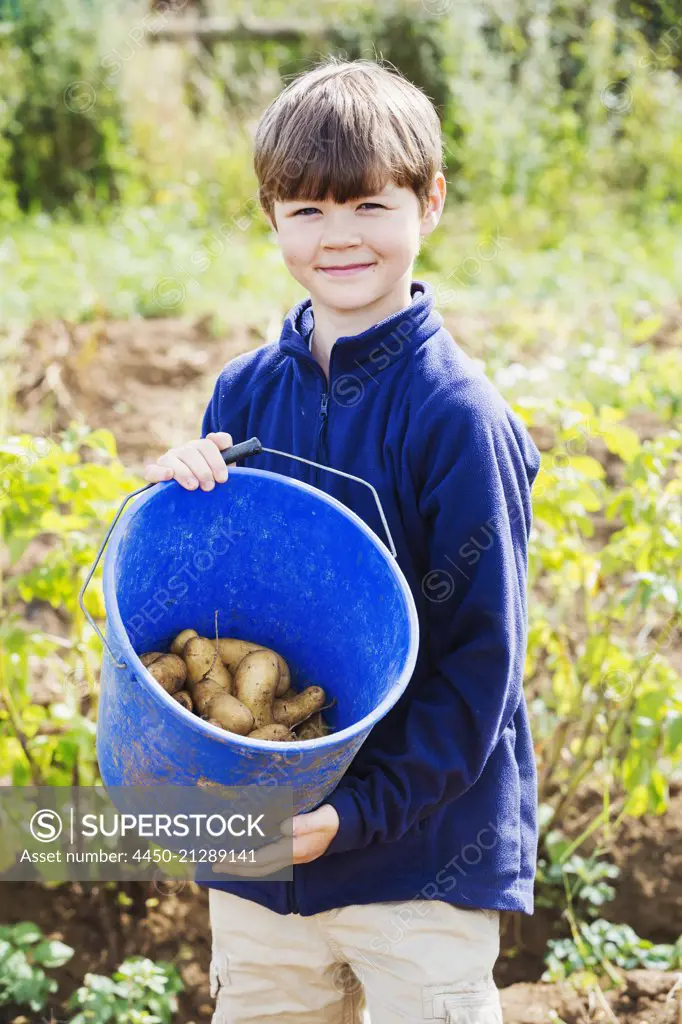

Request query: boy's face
[{"left": 271, "top": 174, "right": 446, "bottom": 314}]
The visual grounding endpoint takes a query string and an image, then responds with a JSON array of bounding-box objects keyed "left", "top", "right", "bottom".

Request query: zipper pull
[{"left": 320, "top": 392, "right": 329, "bottom": 418}]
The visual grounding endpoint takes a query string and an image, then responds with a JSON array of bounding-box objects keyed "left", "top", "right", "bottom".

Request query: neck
[{"left": 310, "top": 274, "right": 414, "bottom": 380}]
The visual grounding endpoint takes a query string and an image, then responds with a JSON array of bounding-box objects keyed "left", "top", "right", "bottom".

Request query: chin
[{"left": 312, "top": 278, "right": 392, "bottom": 310}]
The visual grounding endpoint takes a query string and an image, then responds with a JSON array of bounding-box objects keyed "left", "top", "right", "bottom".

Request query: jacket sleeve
[
  {"left": 322, "top": 392, "right": 541, "bottom": 856},
  {"left": 200, "top": 356, "right": 250, "bottom": 442}
]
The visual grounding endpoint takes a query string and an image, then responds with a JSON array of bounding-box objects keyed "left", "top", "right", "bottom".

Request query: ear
[{"left": 419, "top": 172, "right": 447, "bottom": 238}]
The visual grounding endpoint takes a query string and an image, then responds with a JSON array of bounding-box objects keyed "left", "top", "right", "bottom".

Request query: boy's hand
[
  {"left": 285, "top": 803, "right": 340, "bottom": 864},
  {"left": 143, "top": 432, "right": 233, "bottom": 491},
  {"left": 210, "top": 804, "right": 340, "bottom": 877}
]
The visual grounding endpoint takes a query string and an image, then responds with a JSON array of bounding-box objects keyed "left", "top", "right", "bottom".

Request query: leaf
[
  {"left": 82, "top": 429, "right": 118, "bottom": 458},
  {"left": 600, "top": 424, "right": 641, "bottom": 462},
  {"left": 9, "top": 922, "right": 43, "bottom": 946},
  {"left": 665, "top": 713, "right": 682, "bottom": 756},
  {"left": 38, "top": 509, "right": 93, "bottom": 534},
  {"left": 623, "top": 784, "right": 649, "bottom": 817},
  {"left": 568, "top": 456, "right": 605, "bottom": 479},
  {"left": 31, "top": 939, "right": 74, "bottom": 968},
  {"left": 647, "top": 769, "right": 669, "bottom": 814}
]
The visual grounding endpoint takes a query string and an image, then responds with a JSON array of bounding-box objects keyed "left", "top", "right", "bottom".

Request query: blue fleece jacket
[{"left": 198, "top": 280, "right": 541, "bottom": 916}]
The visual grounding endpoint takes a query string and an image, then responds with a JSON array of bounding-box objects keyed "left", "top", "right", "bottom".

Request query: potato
[
  {"left": 217, "top": 638, "right": 291, "bottom": 697},
  {"left": 191, "top": 677, "right": 228, "bottom": 717},
  {"left": 201, "top": 693, "right": 254, "bottom": 735},
  {"left": 233, "top": 650, "right": 280, "bottom": 729},
  {"left": 144, "top": 653, "right": 187, "bottom": 695},
  {"left": 295, "top": 712, "right": 332, "bottom": 741},
  {"left": 273, "top": 686, "right": 326, "bottom": 728},
  {"left": 183, "top": 636, "right": 233, "bottom": 692},
  {"left": 248, "top": 724, "right": 294, "bottom": 742},
  {"left": 170, "top": 628, "right": 198, "bottom": 656},
  {"left": 216, "top": 638, "right": 263, "bottom": 673},
  {"left": 172, "top": 690, "right": 193, "bottom": 712},
  {"left": 140, "top": 652, "right": 164, "bottom": 667},
  {"left": 273, "top": 653, "right": 291, "bottom": 697}
]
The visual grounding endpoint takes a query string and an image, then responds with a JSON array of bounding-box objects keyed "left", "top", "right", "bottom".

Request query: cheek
[
  {"left": 279, "top": 227, "right": 316, "bottom": 269},
  {"left": 373, "top": 222, "right": 420, "bottom": 263}
]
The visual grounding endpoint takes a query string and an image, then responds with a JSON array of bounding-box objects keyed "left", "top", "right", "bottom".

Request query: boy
[{"left": 145, "top": 58, "right": 541, "bottom": 1024}]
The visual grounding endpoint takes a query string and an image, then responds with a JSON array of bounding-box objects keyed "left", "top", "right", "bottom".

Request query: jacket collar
[{"left": 279, "top": 279, "right": 443, "bottom": 374}]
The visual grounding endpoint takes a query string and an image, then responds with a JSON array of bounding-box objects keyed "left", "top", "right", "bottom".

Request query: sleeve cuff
[{"left": 321, "top": 786, "right": 365, "bottom": 857}]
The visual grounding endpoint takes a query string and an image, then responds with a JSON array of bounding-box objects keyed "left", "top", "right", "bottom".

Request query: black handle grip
[{"left": 221, "top": 437, "right": 263, "bottom": 466}]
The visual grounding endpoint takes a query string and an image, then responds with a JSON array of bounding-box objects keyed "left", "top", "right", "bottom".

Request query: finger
[
  {"left": 292, "top": 833, "right": 325, "bottom": 864},
  {"left": 165, "top": 448, "right": 217, "bottom": 491},
  {"left": 205, "top": 431, "right": 233, "bottom": 452},
  {"left": 156, "top": 453, "right": 201, "bottom": 491},
  {"left": 194, "top": 438, "right": 230, "bottom": 484},
  {"left": 144, "top": 463, "right": 174, "bottom": 484},
  {"left": 279, "top": 816, "right": 296, "bottom": 837},
  {"left": 206, "top": 431, "right": 239, "bottom": 470},
  {"left": 283, "top": 810, "right": 322, "bottom": 836}
]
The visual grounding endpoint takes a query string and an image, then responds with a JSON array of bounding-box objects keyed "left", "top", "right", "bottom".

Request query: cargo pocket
[{"left": 423, "top": 977, "right": 503, "bottom": 1023}]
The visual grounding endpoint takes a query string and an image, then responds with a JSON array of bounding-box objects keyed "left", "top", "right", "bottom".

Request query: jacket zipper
[
  {"left": 315, "top": 390, "right": 330, "bottom": 489},
  {"left": 290, "top": 354, "right": 333, "bottom": 914}
]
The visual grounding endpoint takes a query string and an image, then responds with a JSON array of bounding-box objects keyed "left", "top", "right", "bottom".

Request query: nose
[{"left": 320, "top": 209, "right": 362, "bottom": 249}]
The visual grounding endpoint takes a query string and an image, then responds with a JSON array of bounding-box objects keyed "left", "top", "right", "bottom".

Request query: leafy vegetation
[
  {"left": 526, "top": 417, "right": 682, "bottom": 834},
  {"left": 0, "top": 920, "right": 183, "bottom": 1022},
  {"left": 66, "top": 957, "right": 183, "bottom": 1024},
  {"left": 536, "top": 843, "right": 621, "bottom": 919},
  {"left": 544, "top": 920, "right": 682, "bottom": 983},
  {"left": 0, "top": 425, "right": 141, "bottom": 788},
  {"left": 0, "top": 920, "right": 73, "bottom": 1012},
  {"left": 2, "top": 0, "right": 682, "bottom": 1016}
]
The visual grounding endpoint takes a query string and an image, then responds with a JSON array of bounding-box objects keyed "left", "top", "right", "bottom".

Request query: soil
[
  {"left": 2, "top": 785, "right": 680, "bottom": 1023},
  {"left": 3, "top": 314, "right": 682, "bottom": 1023},
  {"left": 10, "top": 315, "right": 257, "bottom": 470}
]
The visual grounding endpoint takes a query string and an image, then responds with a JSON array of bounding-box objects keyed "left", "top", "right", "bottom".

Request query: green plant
[
  {"left": 0, "top": 423, "right": 141, "bottom": 790},
  {"left": 1, "top": 0, "right": 137, "bottom": 213},
  {"left": 0, "top": 923, "right": 183, "bottom": 1023},
  {"left": 66, "top": 957, "right": 184, "bottom": 1024},
  {"left": 536, "top": 828, "right": 620, "bottom": 917},
  {"left": 543, "top": 919, "right": 682, "bottom": 983},
  {"left": 521, "top": 402, "right": 682, "bottom": 841},
  {"left": 0, "top": 920, "right": 73, "bottom": 1013}
]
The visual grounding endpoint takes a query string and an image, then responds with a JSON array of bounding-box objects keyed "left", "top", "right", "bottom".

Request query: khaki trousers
[{"left": 209, "top": 888, "right": 503, "bottom": 1023}]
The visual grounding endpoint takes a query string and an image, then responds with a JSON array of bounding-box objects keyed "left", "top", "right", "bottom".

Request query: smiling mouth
[{"left": 317, "top": 263, "right": 376, "bottom": 276}]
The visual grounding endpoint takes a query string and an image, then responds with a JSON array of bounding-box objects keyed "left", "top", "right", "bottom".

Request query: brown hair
[{"left": 254, "top": 57, "right": 443, "bottom": 226}]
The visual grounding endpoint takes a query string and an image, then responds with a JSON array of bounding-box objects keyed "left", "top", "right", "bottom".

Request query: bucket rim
[{"left": 102, "top": 465, "right": 420, "bottom": 752}]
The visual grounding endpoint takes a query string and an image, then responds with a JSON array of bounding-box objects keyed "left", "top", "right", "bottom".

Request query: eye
[
  {"left": 359, "top": 202, "right": 387, "bottom": 210},
  {"left": 291, "top": 207, "right": 320, "bottom": 216}
]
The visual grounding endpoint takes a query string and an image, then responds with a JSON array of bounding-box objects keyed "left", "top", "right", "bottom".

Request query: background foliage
[{"left": 1, "top": 0, "right": 681, "bottom": 1018}]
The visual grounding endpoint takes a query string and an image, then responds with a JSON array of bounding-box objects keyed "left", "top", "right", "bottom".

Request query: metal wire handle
[{"left": 78, "top": 437, "right": 397, "bottom": 670}]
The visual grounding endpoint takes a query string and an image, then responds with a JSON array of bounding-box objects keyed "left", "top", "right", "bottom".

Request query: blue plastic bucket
[{"left": 94, "top": 459, "right": 419, "bottom": 814}]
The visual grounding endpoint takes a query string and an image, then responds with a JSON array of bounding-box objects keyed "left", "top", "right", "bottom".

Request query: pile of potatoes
[{"left": 139, "top": 629, "right": 333, "bottom": 742}]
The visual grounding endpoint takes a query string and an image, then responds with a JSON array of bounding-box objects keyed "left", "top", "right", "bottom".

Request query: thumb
[
  {"left": 292, "top": 808, "right": 331, "bottom": 834},
  {"left": 281, "top": 812, "right": 321, "bottom": 837}
]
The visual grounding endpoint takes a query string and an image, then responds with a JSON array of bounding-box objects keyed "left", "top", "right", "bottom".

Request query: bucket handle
[{"left": 78, "top": 437, "right": 397, "bottom": 670}]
